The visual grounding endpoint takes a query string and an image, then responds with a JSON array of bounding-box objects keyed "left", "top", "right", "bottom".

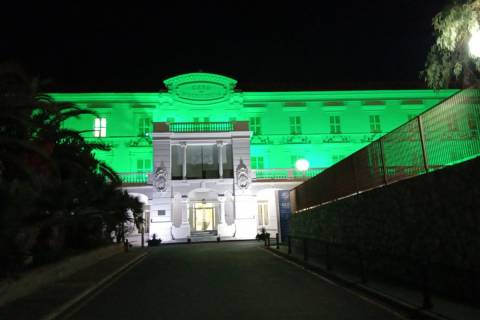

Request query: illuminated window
[
  {"left": 138, "top": 117, "right": 152, "bottom": 136},
  {"left": 448, "top": 115, "right": 459, "bottom": 131},
  {"left": 251, "top": 156, "right": 264, "bottom": 169},
  {"left": 369, "top": 115, "right": 381, "bottom": 133},
  {"left": 94, "top": 117, "right": 106, "bottom": 137},
  {"left": 136, "top": 159, "right": 152, "bottom": 172},
  {"left": 249, "top": 117, "right": 262, "bottom": 135},
  {"left": 329, "top": 115, "right": 341, "bottom": 134},
  {"left": 257, "top": 201, "right": 269, "bottom": 226},
  {"left": 289, "top": 116, "right": 301, "bottom": 134}
]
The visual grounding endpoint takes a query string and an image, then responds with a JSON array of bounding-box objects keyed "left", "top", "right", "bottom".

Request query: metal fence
[
  {"left": 293, "top": 86, "right": 480, "bottom": 212},
  {"left": 282, "top": 235, "right": 479, "bottom": 309}
]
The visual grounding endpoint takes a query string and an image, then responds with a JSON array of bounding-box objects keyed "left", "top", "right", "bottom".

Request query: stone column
[
  {"left": 218, "top": 195, "right": 226, "bottom": 224},
  {"left": 217, "top": 141, "right": 224, "bottom": 179},
  {"left": 181, "top": 142, "right": 187, "bottom": 180},
  {"left": 181, "top": 196, "right": 189, "bottom": 225}
]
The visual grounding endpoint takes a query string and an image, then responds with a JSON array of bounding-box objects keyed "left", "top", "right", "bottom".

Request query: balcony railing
[
  {"left": 252, "top": 168, "right": 325, "bottom": 180},
  {"left": 118, "top": 172, "right": 149, "bottom": 184},
  {"left": 118, "top": 167, "right": 325, "bottom": 184},
  {"left": 170, "top": 122, "right": 234, "bottom": 133}
]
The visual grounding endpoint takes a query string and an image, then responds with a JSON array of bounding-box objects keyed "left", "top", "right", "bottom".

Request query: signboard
[{"left": 277, "top": 190, "right": 292, "bottom": 242}]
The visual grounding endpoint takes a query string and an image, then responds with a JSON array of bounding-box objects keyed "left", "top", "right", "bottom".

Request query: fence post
[
  {"left": 264, "top": 235, "right": 267, "bottom": 247},
  {"left": 326, "top": 242, "right": 332, "bottom": 271},
  {"left": 418, "top": 115, "right": 429, "bottom": 173},
  {"left": 359, "top": 250, "right": 367, "bottom": 284},
  {"left": 303, "top": 238, "right": 309, "bottom": 261},
  {"left": 288, "top": 236, "right": 292, "bottom": 255},
  {"left": 379, "top": 138, "right": 388, "bottom": 185},
  {"left": 276, "top": 233, "right": 280, "bottom": 249},
  {"left": 422, "top": 262, "right": 433, "bottom": 309},
  {"left": 267, "top": 235, "right": 271, "bottom": 247}
]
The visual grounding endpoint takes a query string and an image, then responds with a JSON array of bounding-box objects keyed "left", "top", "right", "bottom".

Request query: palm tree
[{"left": 0, "top": 63, "right": 143, "bottom": 275}]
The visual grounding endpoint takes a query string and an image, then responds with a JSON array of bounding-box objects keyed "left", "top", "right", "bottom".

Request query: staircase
[{"left": 190, "top": 230, "right": 218, "bottom": 242}]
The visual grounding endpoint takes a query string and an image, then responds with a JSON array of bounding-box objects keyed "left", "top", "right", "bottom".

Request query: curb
[
  {"left": 265, "top": 246, "right": 451, "bottom": 320},
  {"left": 40, "top": 251, "right": 148, "bottom": 320}
]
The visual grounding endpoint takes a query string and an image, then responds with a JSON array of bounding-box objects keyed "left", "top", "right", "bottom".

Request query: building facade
[{"left": 54, "top": 73, "right": 457, "bottom": 241}]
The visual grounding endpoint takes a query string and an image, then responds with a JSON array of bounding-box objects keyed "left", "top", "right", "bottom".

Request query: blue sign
[{"left": 278, "top": 190, "right": 291, "bottom": 242}]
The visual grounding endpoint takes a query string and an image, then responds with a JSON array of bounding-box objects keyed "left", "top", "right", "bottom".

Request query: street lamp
[
  {"left": 295, "top": 158, "right": 310, "bottom": 179},
  {"left": 469, "top": 27, "right": 480, "bottom": 58}
]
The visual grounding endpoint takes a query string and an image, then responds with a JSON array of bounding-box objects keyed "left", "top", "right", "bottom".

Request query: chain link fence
[{"left": 293, "top": 86, "right": 480, "bottom": 212}]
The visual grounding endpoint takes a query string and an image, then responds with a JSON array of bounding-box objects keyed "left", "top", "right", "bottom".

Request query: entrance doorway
[{"left": 192, "top": 202, "right": 216, "bottom": 231}]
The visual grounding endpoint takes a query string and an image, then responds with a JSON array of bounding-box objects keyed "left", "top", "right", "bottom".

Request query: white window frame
[{"left": 94, "top": 117, "right": 107, "bottom": 137}]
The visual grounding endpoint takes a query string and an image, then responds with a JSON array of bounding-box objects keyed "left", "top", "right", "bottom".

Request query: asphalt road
[{"left": 65, "top": 241, "right": 402, "bottom": 320}]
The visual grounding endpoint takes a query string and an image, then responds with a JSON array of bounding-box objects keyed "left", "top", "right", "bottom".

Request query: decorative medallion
[
  {"left": 163, "top": 73, "right": 237, "bottom": 104},
  {"left": 153, "top": 166, "right": 168, "bottom": 192},
  {"left": 236, "top": 159, "right": 250, "bottom": 190}
]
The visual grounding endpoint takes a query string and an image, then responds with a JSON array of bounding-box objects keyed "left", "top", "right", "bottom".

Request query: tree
[
  {"left": 0, "top": 63, "right": 143, "bottom": 275},
  {"left": 423, "top": 0, "right": 480, "bottom": 89}
]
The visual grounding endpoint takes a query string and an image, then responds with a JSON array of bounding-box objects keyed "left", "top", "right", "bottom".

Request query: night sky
[{"left": 1, "top": 0, "right": 450, "bottom": 92}]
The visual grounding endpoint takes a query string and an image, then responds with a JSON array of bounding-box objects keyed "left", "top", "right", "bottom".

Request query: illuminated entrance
[{"left": 191, "top": 202, "right": 217, "bottom": 232}]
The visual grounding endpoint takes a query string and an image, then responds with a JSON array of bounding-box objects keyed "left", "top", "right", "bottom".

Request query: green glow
[{"left": 51, "top": 73, "right": 458, "bottom": 177}]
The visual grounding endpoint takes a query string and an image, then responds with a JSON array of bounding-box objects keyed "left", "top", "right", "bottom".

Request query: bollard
[
  {"left": 267, "top": 234, "right": 271, "bottom": 247},
  {"left": 288, "top": 236, "right": 292, "bottom": 255},
  {"left": 422, "top": 263, "right": 433, "bottom": 309},
  {"left": 124, "top": 239, "right": 129, "bottom": 252},
  {"left": 326, "top": 242, "right": 332, "bottom": 271},
  {"left": 303, "top": 238, "right": 308, "bottom": 261},
  {"left": 276, "top": 233, "right": 280, "bottom": 249}
]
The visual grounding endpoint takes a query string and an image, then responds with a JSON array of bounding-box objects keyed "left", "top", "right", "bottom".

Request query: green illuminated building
[{"left": 53, "top": 73, "right": 457, "bottom": 242}]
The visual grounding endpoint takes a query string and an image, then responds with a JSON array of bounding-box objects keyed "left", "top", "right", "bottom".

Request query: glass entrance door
[{"left": 193, "top": 203, "right": 216, "bottom": 231}]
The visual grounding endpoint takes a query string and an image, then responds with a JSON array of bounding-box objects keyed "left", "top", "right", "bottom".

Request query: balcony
[
  {"left": 154, "top": 121, "right": 249, "bottom": 133},
  {"left": 118, "top": 167, "right": 326, "bottom": 185},
  {"left": 252, "top": 168, "right": 325, "bottom": 181},
  {"left": 118, "top": 172, "right": 149, "bottom": 184}
]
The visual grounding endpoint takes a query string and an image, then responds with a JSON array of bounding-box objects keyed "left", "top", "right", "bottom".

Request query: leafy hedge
[{"left": 290, "top": 156, "right": 480, "bottom": 304}]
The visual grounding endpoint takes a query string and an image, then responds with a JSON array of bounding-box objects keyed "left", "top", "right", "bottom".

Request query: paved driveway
[{"left": 66, "top": 241, "right": 402, "bottom": 320}]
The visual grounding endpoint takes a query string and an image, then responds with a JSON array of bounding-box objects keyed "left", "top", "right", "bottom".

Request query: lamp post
[
  {"left": 469, "top": 28, "right": 480, "bottom": 58},
  {"left": 295, "top": 159, "right": 310, "bottom": 180}
]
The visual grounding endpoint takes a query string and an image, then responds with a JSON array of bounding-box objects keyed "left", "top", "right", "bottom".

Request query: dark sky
[{"left": 1, "top": 0, "right": 450, "bottom": 92}]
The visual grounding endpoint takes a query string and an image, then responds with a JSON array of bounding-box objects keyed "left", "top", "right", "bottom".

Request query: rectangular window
[
  {"left": 257, "top": 201, "right": 269, "bottom": 226},
  {"left": 249, "top": 117, "right": 262, "bottom": 135},
  {"left": 138, "top": 117, "right": 152, "bottom": 136},
  {"left": 448, "top": 115, "right": 459, "bottom": 131},
  {"left": 94, "top": 117, "right": 107, "bottom": 137},
  {"left": 136, "top": 159, "right": 152, "bottom": 172},
  {"left": 251, "top": 156, "right": 264, "bottom": 169},
  {"left": 369, "top": 115, "right": 381, "bottom": 133},
  {"left": 289, "top": 116, "right": 302, "bottom": 134},
  {"left": 329, "top": 115, "right": 341, "bottom": 134}
]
